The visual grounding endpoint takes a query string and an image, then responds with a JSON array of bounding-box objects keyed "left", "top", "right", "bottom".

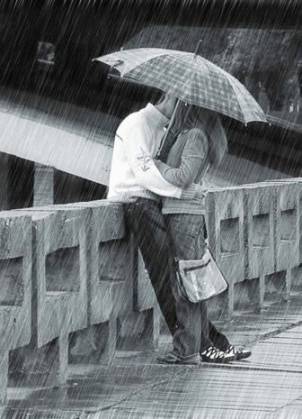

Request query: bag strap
[{"left": 174, "top": 257, "right": 191, "bottom": 301}]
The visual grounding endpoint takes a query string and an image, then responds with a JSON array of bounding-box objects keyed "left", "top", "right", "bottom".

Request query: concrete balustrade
[
  {"left": 68, "top": 201, "right": 130, "bottom": 363},
  {"left": 206, "top": 188, "right": 245, "bottom": 316},
  {"left": 243, "top": 184, "right": 275, "bottom": 310},
  {"left": 13, "top": 200, "right": 159, "bottom": 369},
  {"left": 274, "top": 182, "right": 301, "bottom": 300},
  {"left": 0, "top": 212, "right": 32, "bottom": 408},
  {"left": 206, "top": 180, "right": 302, "bottom": 317},
  {"left": 0, "top": 180, "right": 301, "bottom": 406},
  {"left": 9, "top": 208, "right": 88, "bottom": 388}
]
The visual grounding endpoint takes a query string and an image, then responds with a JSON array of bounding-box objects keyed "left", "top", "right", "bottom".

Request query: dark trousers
[{"left": 124, "top": 198, "right": 177, "bottom": 335}]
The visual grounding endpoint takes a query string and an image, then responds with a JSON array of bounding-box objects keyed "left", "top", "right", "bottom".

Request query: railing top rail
[
  {"left": 206, "top": 178, "right": 302, "bottom": 193},
  {"left": 0, "top": 178, "right": 301, "bottom": 217}
]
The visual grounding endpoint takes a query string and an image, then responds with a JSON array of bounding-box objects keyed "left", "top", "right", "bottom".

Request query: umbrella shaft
[{"left": 156, "top": 99, "right": 181, "bottom": 158}]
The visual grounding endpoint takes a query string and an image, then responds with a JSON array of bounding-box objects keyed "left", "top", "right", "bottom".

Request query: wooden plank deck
[{"left": 4, "top": 295, "right": 302, "bottom": 419}]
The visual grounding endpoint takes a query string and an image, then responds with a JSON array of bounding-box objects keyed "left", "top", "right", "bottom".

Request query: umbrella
[{"left": 93, "top": 47, "right": 267, "bottom": 125}]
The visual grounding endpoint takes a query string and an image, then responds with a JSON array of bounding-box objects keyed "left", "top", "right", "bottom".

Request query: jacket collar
[{"left": 143, "top": 103, "right": 169, "bottom": 128}]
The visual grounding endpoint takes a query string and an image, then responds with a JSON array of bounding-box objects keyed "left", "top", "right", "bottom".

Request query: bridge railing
[
  {"left": 206, "top": 179, "right": 302, "bottom": 315},
  {"left": 1, "top": 179, "right": 302, "bottom": 408}
]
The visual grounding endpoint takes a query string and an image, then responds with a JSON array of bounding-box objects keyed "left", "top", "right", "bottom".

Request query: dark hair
[
  {"left": 156, "top": 93, "right": 166, "bottom": 105},
  {"left": 171, "top": 102, "right": 211, "bottom": 135},
  {"left": 171, "top": 103, "right": 228, "bottom": 168}
]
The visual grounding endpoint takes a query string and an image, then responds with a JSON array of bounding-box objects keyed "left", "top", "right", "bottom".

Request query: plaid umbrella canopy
[{"left": 94, "top": 48, "right": 267, "bottom": 124}]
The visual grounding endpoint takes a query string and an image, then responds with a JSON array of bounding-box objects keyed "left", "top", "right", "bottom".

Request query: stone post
[
  {"left": 0, "top": 153, "right": 9, "bottom": 210},
  {"left": 33, "top": 163, "right": 54, "bottom": 206}
]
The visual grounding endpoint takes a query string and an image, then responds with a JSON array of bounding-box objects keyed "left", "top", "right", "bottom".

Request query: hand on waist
[{"left": 192, "top": 183, "right": 207, "bottom": 199}]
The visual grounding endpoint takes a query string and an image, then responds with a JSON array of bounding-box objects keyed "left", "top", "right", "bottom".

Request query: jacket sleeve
[
  {"left": 117, "top": 119, "right": 184, "bottom": 198},
  {"left": 154, "top": 129, "right": 208, "bottom": 188}
]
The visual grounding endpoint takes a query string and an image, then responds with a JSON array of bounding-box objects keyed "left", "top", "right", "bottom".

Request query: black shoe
[
  {"left": 201, "top": 346, "right": 235, "bottom": 363},
  {"left": 225, "top": 345, "right": 252, "bottom": 361},
  {"left": 157, "top": 351, "right": 200, "bottom": 365}
]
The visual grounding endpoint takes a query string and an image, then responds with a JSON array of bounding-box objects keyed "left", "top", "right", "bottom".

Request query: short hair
[{"left": 155, "top": 92, "right": 166, "bottom": 105}]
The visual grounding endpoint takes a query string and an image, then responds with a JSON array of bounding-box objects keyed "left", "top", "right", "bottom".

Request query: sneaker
[
  {"left": 224, "top": 345, "right": 252, "bottom": 361},
  {"left": 201, "top": 346, "right": 235, "bottom": 364},
  {"left": 157, "top": 351, "right": 200, "bottom": 365}
]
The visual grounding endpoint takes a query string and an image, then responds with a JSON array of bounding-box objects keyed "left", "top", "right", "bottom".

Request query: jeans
[
  {"left": 165, "top": 214, "right": 230, "bottom": 355},
  {"left": 123, "top": 198, "right": 230, "bottom": 356},
  {"left": 123, "top": 198, "right": 177, "bottom": 335}
]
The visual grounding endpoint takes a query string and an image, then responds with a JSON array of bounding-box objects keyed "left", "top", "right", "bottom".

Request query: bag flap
[{"left": 178, "top": 248, "right": 211, "bottom": 272}]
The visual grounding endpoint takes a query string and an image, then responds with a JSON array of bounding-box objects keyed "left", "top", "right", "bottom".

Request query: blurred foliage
[
  {"left": 126, "top": 26, "right": 302, "bottom": 112},
  {"left": 0, "top": 4, "right": 300, "bottom": 118}
]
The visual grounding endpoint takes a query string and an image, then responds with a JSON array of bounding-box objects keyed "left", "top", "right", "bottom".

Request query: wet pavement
[{"left": 3, "top": 292, "right": 302, "bottom": 418}]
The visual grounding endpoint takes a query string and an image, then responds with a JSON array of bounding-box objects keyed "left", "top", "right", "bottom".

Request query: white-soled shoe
[
  {"left": 224, "top": 345, "right": 252, "bottom": 361},
  {"left": 201, "top": 346, "right": 235, "bottom": 363}
]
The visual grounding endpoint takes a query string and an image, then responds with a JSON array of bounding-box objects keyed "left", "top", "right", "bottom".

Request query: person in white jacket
[
  {"left": 108, "top": 96, "right": 199, "bottom": 202},
  {"left": 107, "top": 94, "right": 204, "bottom": 350}
]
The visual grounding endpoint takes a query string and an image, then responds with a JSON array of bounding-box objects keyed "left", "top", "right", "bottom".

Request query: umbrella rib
[
  {"left": 227, "top": 74, "right": 248, "bottom": 121},
  {"left": 226, "top": 72, "right": 263, "bottom": 123}
]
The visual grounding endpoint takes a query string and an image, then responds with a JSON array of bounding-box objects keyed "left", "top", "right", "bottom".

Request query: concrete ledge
[
  {"left": 0, "top": 213, "right": 32, "bottom": 405},
  {"left": 9, "top": 208, "right": 88, "bottom": 388},
  {"left": 206, "top": 188, "right": 245, "bottom": 316},
  {"left": 1, "top": 181, "right": 302, "bottom": 400}
]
